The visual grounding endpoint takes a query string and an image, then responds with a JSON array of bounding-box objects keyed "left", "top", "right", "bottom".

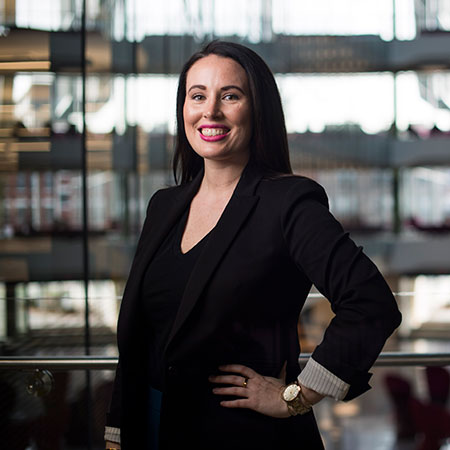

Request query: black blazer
[{"left": 106, "top": 162, "right": 401, "bottom": 449}]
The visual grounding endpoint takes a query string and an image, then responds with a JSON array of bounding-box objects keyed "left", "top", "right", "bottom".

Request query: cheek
[
  {"left": 183, "top": 103, "right": 197, "bottom": 128},
  {"left": 182, "top": 105, "right": 190, "bottom": 127},
  {"left": 240, "top": 107, "right": 252, "bottom": 137},
  {"left": 239, "top": 102, "right": 251, "bottom": 120},
  {"left": 183, "top": 107, "right": 198, "bottom": 147}
]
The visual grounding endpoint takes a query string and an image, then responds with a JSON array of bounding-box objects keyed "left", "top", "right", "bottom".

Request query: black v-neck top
[{"left": 140, "top": 208, "right": 210, "bottom": 390}]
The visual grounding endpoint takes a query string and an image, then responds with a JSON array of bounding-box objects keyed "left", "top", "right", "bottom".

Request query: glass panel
[
  {"left": 13, "top": 283, "right": 119, "bottom": 350},
  {"left": 401, "top": 167, "right": 450, "bottom": 229},
  {"left": 397, "top": 275, "right": 450, "bottom": 342},
  {"left": 412, "top": 0, "right": 450, "bottom": 34},
  {"left": 317, "top": 365, "right": 450, "bottom": 449},
  {"left": 1, "top": 365, "right": 449, "bottom": 449},
  {"left": 272, "top": 0, "right": 394, "bottom": 40},
  {"left": 0, "top": 284, "right": 6, "bottom": 339},
  {"left": 294, "top": 169, "right": 394, "bottom": 232},
  {"left": 0, "top": 368, "right": 115, "bottom": 450},
  {"left": 396, "top": 71, "right": 450, "bottom": 135},
  {"left": 0, "top": 289, "right": 119, "bottom": 356},
  {"left": 0, "top": 1, "right": 86, "bottom": 346},
  {"left": 279, "top": 73, "right": 394, "bottom": 135}
]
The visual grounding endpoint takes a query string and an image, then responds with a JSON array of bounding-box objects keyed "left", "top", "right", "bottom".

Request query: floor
[{"left": 316, "top": 365, "right": 450, "bottom": 450}]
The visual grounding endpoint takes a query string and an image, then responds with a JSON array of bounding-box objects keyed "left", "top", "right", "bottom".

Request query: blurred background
[{"left": 0, "top": 0, "right": 449, "bottom": 449}]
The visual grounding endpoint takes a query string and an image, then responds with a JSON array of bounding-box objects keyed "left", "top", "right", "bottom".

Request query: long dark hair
[{"left": 173, "top": 40, "right": 292, "bottom": 184}]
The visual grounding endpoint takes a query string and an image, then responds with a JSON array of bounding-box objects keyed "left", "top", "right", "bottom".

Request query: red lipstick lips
[{"left": 198, "top": 124, "right": 230, "bottom": 142}]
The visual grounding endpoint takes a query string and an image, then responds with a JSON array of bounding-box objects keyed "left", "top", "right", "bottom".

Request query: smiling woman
[
  {"left": 104, "top": 40, "right": 401, "bottom": 450},
  {"left": 173, "top": 40, "right": 292, "bottom": 185},
  {"left": 182, "top": 54, "right": 252, "bottom": 165}
]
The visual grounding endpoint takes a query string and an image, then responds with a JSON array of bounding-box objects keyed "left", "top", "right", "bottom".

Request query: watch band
[{"left": 282, "top": 382, "right": 313, "bottom": 416}]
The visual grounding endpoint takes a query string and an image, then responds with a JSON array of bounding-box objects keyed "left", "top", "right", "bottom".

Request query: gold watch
[{"left": 281, "top": 381, "right": 312, "bottom": 416}]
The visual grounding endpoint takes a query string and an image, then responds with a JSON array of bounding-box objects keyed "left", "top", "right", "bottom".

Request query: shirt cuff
[
  {"left": 297, "top": 357, "right": 350, "bottom": 401},
  {"left": 104, "top": 426, "right": 121, "bottom": 444}
]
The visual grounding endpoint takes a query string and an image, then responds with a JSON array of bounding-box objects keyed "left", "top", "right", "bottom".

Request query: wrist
[
  {"left": 299, "top": 383, "right": 324, "bottom": 406},
  {"left": 281, "top": 381, "right": 313, "bottom": 416}
]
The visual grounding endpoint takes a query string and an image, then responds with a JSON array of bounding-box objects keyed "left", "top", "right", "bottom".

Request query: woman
[{"left": 105, "top": 40, "right": 402, "bottom": 449}]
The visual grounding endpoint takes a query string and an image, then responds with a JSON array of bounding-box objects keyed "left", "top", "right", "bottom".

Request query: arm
[
  {"left": 104, "top": 190, "right": 164, "bottom": 446},
  {"left": 282, "top": 179, "right": 402, "bottom": 400},
  {"left": 210, "top": 178, "right": 401, "bottom": 414},
  {"left": 298, "top": 357, "right": 349, "bottom": 400},
  {"left": 104, "top": 359, "right": 122, "bottom": 447}
]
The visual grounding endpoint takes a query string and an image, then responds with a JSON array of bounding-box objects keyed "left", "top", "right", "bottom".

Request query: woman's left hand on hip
[{"left": 208, "top": 364, "right": 291, "bottom": 418}]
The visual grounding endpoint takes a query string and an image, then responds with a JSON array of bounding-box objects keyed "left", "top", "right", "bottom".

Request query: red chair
[
  {"left": 425, "top": 367, "right": 450, "bottom": 406},
  {"left": 384, "top": 373, "right": 417, "bottom": 439},
  {"left": 409, "top": 397, "right": 450, "bottom": 450}
]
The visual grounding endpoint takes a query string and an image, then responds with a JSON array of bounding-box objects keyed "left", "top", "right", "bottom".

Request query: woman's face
[{"left": 183, "top": 54, "right": 252, "bottom": 164}]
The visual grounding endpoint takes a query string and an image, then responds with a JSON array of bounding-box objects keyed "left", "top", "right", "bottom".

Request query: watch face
[{"left": 283, "top": 384, "right": 300, "bottom": 402}]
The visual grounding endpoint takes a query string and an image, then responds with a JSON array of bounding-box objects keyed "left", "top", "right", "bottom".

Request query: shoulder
[
  {"left": 151, "top": 183, "right": 181, "bottom": 201},
  {"left": 151, "top": 177, "right": 200, "bottom": 201},
  {"left": 145, "top": 182, "right": 186, "bottom": 213},
  {"left": 257, "top": 174, "right": 329, "bottom": 208}
]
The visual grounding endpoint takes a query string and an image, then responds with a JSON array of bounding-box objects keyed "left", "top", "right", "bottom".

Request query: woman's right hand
[{"left": 105, "top": 441, "right": 121, "bottom": 449}]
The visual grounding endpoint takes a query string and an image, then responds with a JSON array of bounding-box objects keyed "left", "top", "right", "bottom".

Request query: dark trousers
[{"left": 148, "top": 387, "right": 162, "bottom": 450}]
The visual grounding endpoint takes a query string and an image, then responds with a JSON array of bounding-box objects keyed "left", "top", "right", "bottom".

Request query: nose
[{"left": 203, "top": 97, "right": 222, "bottom": 119}]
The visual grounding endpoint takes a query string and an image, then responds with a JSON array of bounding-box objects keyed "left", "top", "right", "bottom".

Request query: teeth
[{"left": 201, "top": 128, "right": 228, "bottom": 136}]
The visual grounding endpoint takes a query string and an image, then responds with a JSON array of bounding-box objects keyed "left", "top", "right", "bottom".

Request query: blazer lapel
[
  {"left": 135, "top": 172, "right": 203, "bottom": 274},
  {"left": 118, "top": 171, "right": 203, "bottom": 353},
  {"left": 165, "top": 163, "right": 263, "bottom": 354}
]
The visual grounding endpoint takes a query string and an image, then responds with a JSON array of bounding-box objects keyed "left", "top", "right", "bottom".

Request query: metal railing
[{"left": 1, "top": 352, "right": 450, "bottom": 370}]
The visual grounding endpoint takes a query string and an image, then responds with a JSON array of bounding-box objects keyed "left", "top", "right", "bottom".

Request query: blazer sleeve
[
  {"left": 106, "top": 357, "right": 123, "bottom": 428},
  {"left": 105, "top": 188, "right": 162, "bottom": 430},
  {"left": 281, "top": 178, "right": 402, "bottom": 400}
]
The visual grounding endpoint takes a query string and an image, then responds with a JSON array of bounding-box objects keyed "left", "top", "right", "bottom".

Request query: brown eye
[{"left": 223, "top": 94, "right": 238, "bottom": 100}]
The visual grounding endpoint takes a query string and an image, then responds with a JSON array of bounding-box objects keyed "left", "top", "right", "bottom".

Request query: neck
[{"left": 201, "top": 154, "right": 249, "bottom": 196}]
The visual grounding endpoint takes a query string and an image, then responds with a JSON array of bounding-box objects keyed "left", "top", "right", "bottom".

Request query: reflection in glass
[
  {"left": 401, "top": 167, "right": 450, "bottom": 229},
  {"left": 396, "top": 71, "right": 450, "bottom": 134}
]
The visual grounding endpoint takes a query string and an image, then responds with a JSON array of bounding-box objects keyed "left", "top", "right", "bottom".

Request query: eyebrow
[{"left": 187, "top": 84, "right": 246, "bottom": 94}]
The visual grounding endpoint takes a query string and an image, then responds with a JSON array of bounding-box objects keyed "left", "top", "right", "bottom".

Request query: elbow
[
  {"left": 384, "top": 300, "right": 402, "bottom": 336},
  {"left": 392, "top": 307, "right": 402, "bottom": 332}
]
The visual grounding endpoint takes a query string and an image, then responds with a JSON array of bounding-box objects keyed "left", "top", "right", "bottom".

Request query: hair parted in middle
[{"left": 173, "top": 40, "right": 292, "bottom": 184}]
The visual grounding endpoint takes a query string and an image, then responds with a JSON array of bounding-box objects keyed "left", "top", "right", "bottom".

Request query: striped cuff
[
  {"left": 297, "top": 357, "right": 350, "bottom": 401},
  {"left": 104, "top": 426, "right": 121, "bottom": 444}
]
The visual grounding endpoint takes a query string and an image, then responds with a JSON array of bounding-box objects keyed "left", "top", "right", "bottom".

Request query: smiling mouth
[{"left": 200, "top": 127, "right": 230, "bottom": 137}]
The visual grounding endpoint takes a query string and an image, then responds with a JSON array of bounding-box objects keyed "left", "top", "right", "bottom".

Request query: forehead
[{"left": 186, "top": 54, "right": 248, "bottom": 89}]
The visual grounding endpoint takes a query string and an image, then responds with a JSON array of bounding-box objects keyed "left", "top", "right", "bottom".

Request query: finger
[
  {"left": 209, "top": 375, "right": 247, "bottom": 386},
  {"left": 218, "top": 364, "right": 257, "bottom": 378},
  {"left": 212, "top": 386, "right": 249, "bottom": 397},
  {"left": 220, "top": 398, "right": 252, "bottom": 409}
]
